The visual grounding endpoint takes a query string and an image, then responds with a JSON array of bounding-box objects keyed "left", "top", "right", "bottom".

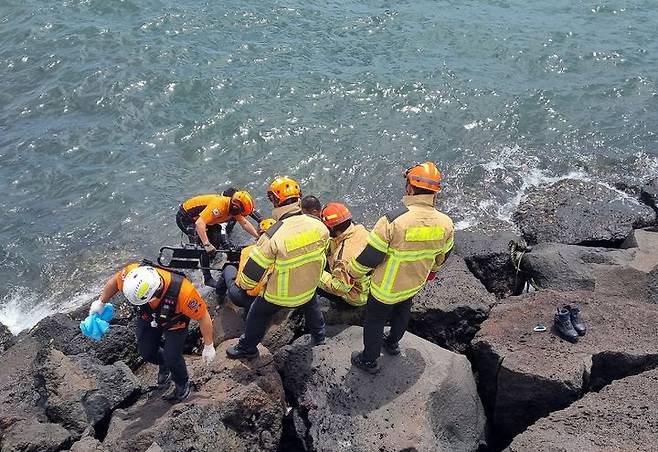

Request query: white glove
[
  {"left": 89, "top": 299, "right": 105, "bottom": 316},
  {"left": 202, "top": 344, "right": 216, "bottom": 363}
]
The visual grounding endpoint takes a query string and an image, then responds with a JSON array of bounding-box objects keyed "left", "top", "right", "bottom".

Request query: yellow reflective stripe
[
  {"left": 330, "top": 278, "right": 352, "bottom": 295},
  {"left": 250, "top": 248, "right": 274, "bottom": 268},
  {"left": 443, "top": 237, "right": 454, "bottom": 252},
  {"left": 367, "top": 231, "right": 388, "bottom": 253},
  {"left": 349, "top": 258, "right": 370, "bottom": 278},
  {"left": 239, "top": 273, "right": 258, "bottom": 290},
  {"left": 405, "top": 225, "right": 445, "bottom": 242},
  {"left": 265, "top": 286, "right": 317, "bottom": 306},
  {"left": 277, "top": 268, "right": 286, "bottom": 298},
  {"left": 389, "top": 248, "right": 442, "bottom": 260},
  {"left": 381, "top": 257, "right": 399, "bottom": 292},
  {"left": 284, "top": 229, "right": 322, "bottom": 252},
  {"left": 275, "top": 247, "right": 326, "bottom": 269},
  {"left": 370, "top": 280, "right": 424, "bottom": 304}
]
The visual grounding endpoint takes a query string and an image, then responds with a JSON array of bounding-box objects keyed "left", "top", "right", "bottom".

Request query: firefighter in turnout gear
[
  {"left": 88, "top": 263, "right": 216, "bottom": 402},
  {"left": 317, "top": 202, "right": 370, "bottom": 307},
  {"left": 348, "top": 162, "right": 454, "bottom": 373},
  {"left": 226, "top": 176, "right": 330, "bottom": 359}
]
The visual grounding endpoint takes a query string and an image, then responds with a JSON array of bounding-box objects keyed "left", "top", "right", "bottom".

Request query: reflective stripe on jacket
[
  {"left": 236, "top": 245, "right": 268, "bottom": 297},
  {"left": 348, "top": 194, "right": 454, "bottom": 304},
  {"left": 318, "top": 223, "right": 370, "bottom": 306},
  {"left": 239, "top": 201, "right": 330, "bottom": 307}
]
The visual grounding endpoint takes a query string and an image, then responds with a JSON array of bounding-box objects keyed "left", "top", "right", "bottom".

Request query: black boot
[
  {"left": 382, "top": 333, "right": 400, "bottom": 356},
  {"left": 554, "top": 308, "right": 579, "bottom": 343},
  {"left": 163, "top": 380, "right": 191, "bottom": 402},
  {"left": 350, "top": 351, "right": 379, "bottom": 374},
  {"left": 215, "top": 272, "right": 227, "bottom": 300},
  {"left": 226, "top": 343, "right": 259, "bottom": 360},
  {"left": 202, "top": 270, "right": 219, "bottom": 289},
  {"left": 157, "top": 365, "right": 171, "bottom": 388},
  {"left": 565, "top": 304, "right": 586, "bottom": 336}
]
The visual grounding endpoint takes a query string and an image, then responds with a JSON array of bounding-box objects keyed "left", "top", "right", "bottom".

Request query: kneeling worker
[
  {"left": 348, "top": 162, "right": 454, "bottom": 374},
  {"left": 317, "top": 202, "right": 370, "bottom": 307},
  {"left": 177, "top": 191, "right": 259, "bottom": 287},
  {"left": 226, "top": 176, "right": 330, "bottom": 359},
  {"left": 220, "top": 218, "right": 277, "bottom": 313},
  {"left": 89, "top": 263, "right": 216, "bottom": 401}
]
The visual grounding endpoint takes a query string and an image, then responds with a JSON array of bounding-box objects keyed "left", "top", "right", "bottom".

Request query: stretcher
[{"left": 157, "top": 244, "right": 243, "bottom": 271}]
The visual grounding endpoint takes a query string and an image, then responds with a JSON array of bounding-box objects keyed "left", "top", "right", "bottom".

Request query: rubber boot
[
  {"left": 382, "top": 333, "right": 400, "bottom": 356},
  {"left": 565, "top": 304, "right": 586, "bottom": 336},
  {"left": 350, "top": 351, "right": 379, "bottom": 374},
  {"left": 554, "top": 308, "right": 579, "bottom": 343}
]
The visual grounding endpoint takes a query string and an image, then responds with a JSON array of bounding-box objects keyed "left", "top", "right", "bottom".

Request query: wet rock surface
[
  {"left": 102, "top": 341, "right": 285, "bottom": 452},
  {"left": 640, "top": 177, "right": 658, "bottom": 212},
  {"left": 454, "top": 230, "right": 526, "bottom": 298},
  {"left": 506, "top": 367, "right": 658, "bottom": 452},
  {"left": 472, "top": 290, "right": 658, "bottom": 446},
  {"left": 275, "top": 326, "right": 487, "bottom": 452},
  {"left": 409, "top": 256, "right": 496, "bottom": 352},
  {"left": 0, "top": 322, "right": 13, "bottom": 353},
  {"left": 513, "top": 179, "right": 656, "bottom": 246}
]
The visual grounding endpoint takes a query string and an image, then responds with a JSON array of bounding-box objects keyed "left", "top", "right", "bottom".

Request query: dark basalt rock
[
  {"left": 409, "top": 256, "right": 496, "bottom": 352},
  {"left": 103, "top": 341, "right": 285, "bottom": 452},
  {"left": 506, "top": 367, "right": 658, "bottom": 451},
  {"left": 513, "top": 179, "right": 656, "bottom": 246},
  {"left": 454, "top": 230, "right": 527, "bottom": 298},
  {"left": 472, "top": 290, "right": 658, "bottom": 447},
  {"left": 275, "top": 326, "right": 487, "bottom": 452}
]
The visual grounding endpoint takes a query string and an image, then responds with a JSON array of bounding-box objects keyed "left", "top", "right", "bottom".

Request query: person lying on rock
[
  {"left": 226, "top": 176, "right": 329, "bottom": 359},
  {"left": 348, "top": 161, "right": 454, "bottom": 374},
  {"left": 317, "top": 202, "right": 370, "bottom": 308},
  {"left": 89, "top": 262, "right": 216, "bottom": 402},
  {"left": 217, "top": 218, "right": 277, "bottom": 316}
]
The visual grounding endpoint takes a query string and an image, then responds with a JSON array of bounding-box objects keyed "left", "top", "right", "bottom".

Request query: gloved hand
[
  {"left": 89, "top": 299, "right": 106, "bottom": 316},
  {"left": 426, "top": 272, "right": 437, "bottom": 281},
  {"left": 202, "top": 344, "right": 216, "bottom": 363},
  {"left": 203, "top": 243, "right": 217, "bottom": 253}
]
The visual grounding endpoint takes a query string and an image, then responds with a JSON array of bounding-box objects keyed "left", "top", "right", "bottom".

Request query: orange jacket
[
  {"left": 181, "top": 194, "right": 244, "bottom": 226},
  {"left": 117, "top": 263, "right": 208, "bottom": 330}
]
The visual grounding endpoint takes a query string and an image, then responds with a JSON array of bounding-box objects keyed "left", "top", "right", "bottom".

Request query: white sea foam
[{"left": 0, "top": 285, "right": 100, "bottom": 335}]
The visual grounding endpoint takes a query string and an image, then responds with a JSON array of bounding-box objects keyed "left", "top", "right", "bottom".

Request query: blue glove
[{"left": 79, "top": 303, "right": 114, "bottom": 341}]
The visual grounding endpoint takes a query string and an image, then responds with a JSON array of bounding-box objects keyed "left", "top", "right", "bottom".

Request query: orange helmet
[
  {"left": 267, "top": 176, "right": 301, "bottom": 205},
  {"left": 231, "top": 191, "right": 254, "bottom": 216},
  {"left": 258, "top": 218, "right": 276, "bottom": 234},
  {"left": 321, "top": 202, "right": 352, "bottom": 229},
  {"left": 404, "top": 161, "right": 441, "bottom": 192}
]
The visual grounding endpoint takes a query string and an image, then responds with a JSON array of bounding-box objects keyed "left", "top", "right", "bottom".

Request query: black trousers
[
  {"left": 136, "top": 318, "right": 189, "bottom": 386},
  {"left": 238, "top": 295, "right": 325, "bottom": 353},
  {"left": 222, "top": 265, "right": 256, "bottom": 311},
  {"left": 176, "top": 210, "right": 225, "bottom": 281},
  {"left": 362, "top": 295, "right": 413, "bottom": 362}
]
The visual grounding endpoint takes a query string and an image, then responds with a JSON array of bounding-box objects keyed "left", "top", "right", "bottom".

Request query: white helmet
[{"left": 122, "top": 266, "right": 161, "bottom": 305}]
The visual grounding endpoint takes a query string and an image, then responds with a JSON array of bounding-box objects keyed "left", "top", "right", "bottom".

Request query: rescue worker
[
  {"left": 177, "top": 191, "right": 259, "bottom": 287},
  {"left": 220, "top": 218, "right": 277, "bottom": 315},
  {"left": 223, "top": 186, "right": 264, "bottom": 235},
  {"left": 89, "top": 263, "right": 216, "bottom": 401},
  {"left": 317, "top": 202, "right": 370, "bottom": 307},
  {"left": 348, "top": 162, "right": 454, "bottom": 374},
  {"left": 301, "top": 195, "right": 322, "bottom": 218},
  {"left": 226, "top": 176, "right": 330, "bottom": 359}
]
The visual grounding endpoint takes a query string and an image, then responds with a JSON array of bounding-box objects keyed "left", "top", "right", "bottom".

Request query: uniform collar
[
  {"left": 272, "top": 200, "right": 302, "bottom": 221},
  {"left": 403, "top": 194, "right": 436, "bottom": 208},
  {"left": 333, "top": 222, "right": 356, "bottom": 244}
]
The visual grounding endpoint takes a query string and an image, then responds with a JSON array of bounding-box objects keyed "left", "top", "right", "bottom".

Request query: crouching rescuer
[
  {"left": 89, "top": 263, "right": 216, "bottom": 401},
  {"left": 348, "top": 162, "right": 454, "bottom": 374},
  {"left": 226, "top": 176, "right": 330, "bottom": 359}
]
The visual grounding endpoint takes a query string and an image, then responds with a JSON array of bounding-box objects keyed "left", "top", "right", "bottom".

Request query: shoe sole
[
  {"left": 383, "top": 345, "right": 400, "bottom": 356},
  {"left": 226, "top": 351, "right": 259, "bottom": 360}
]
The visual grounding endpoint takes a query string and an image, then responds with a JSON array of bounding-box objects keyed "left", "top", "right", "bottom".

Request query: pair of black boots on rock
[{"left": 554, "top": 304, "right": 587, "bottom": 343}]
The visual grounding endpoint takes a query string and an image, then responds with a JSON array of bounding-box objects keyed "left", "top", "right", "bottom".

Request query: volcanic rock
[
  {"left": 640, "top": 177, "right": 658, "bottom": 212},
  {"left": 506, "top": 367, "right": 658, "bottom": 451},
  {"left": 472, "top": 290, "right": 658, "bottom": 446},
  {"left": 0, "top": 322, "right": 13, "bottom": 353},
  {"left": 103, "top": 341, "right": 285, "bottom": 452},
  {"left": 454, "top": 230, "right": 527, "bottom": 297},
  {"left": 409, "top": 256, "right": 496, "bottom": 352},
  {"left": 513, "top": 179, "right": 656, "bottom": 246},
  {"left": 275, "top": 326, "right": 487, "bottom": 451}
]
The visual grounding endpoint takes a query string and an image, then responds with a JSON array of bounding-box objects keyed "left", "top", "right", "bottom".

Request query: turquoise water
[{"left": 1, "top": 0, "right": 657, "bottom": 332}]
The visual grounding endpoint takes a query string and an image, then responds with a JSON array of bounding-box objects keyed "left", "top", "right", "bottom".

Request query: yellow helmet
[
  {"left": 267, "top": 176, "right": 301, "bottom": 205},
  {"left": 231, "top": 191, "right": 255, "bottom": 216},
  {"left": 258, "top": 218, "right": 276, "bottom": 234}
]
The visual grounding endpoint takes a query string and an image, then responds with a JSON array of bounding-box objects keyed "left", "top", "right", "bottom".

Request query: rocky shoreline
[{"left": 1, "top": 177, "right": 657, "bottom": 452}]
